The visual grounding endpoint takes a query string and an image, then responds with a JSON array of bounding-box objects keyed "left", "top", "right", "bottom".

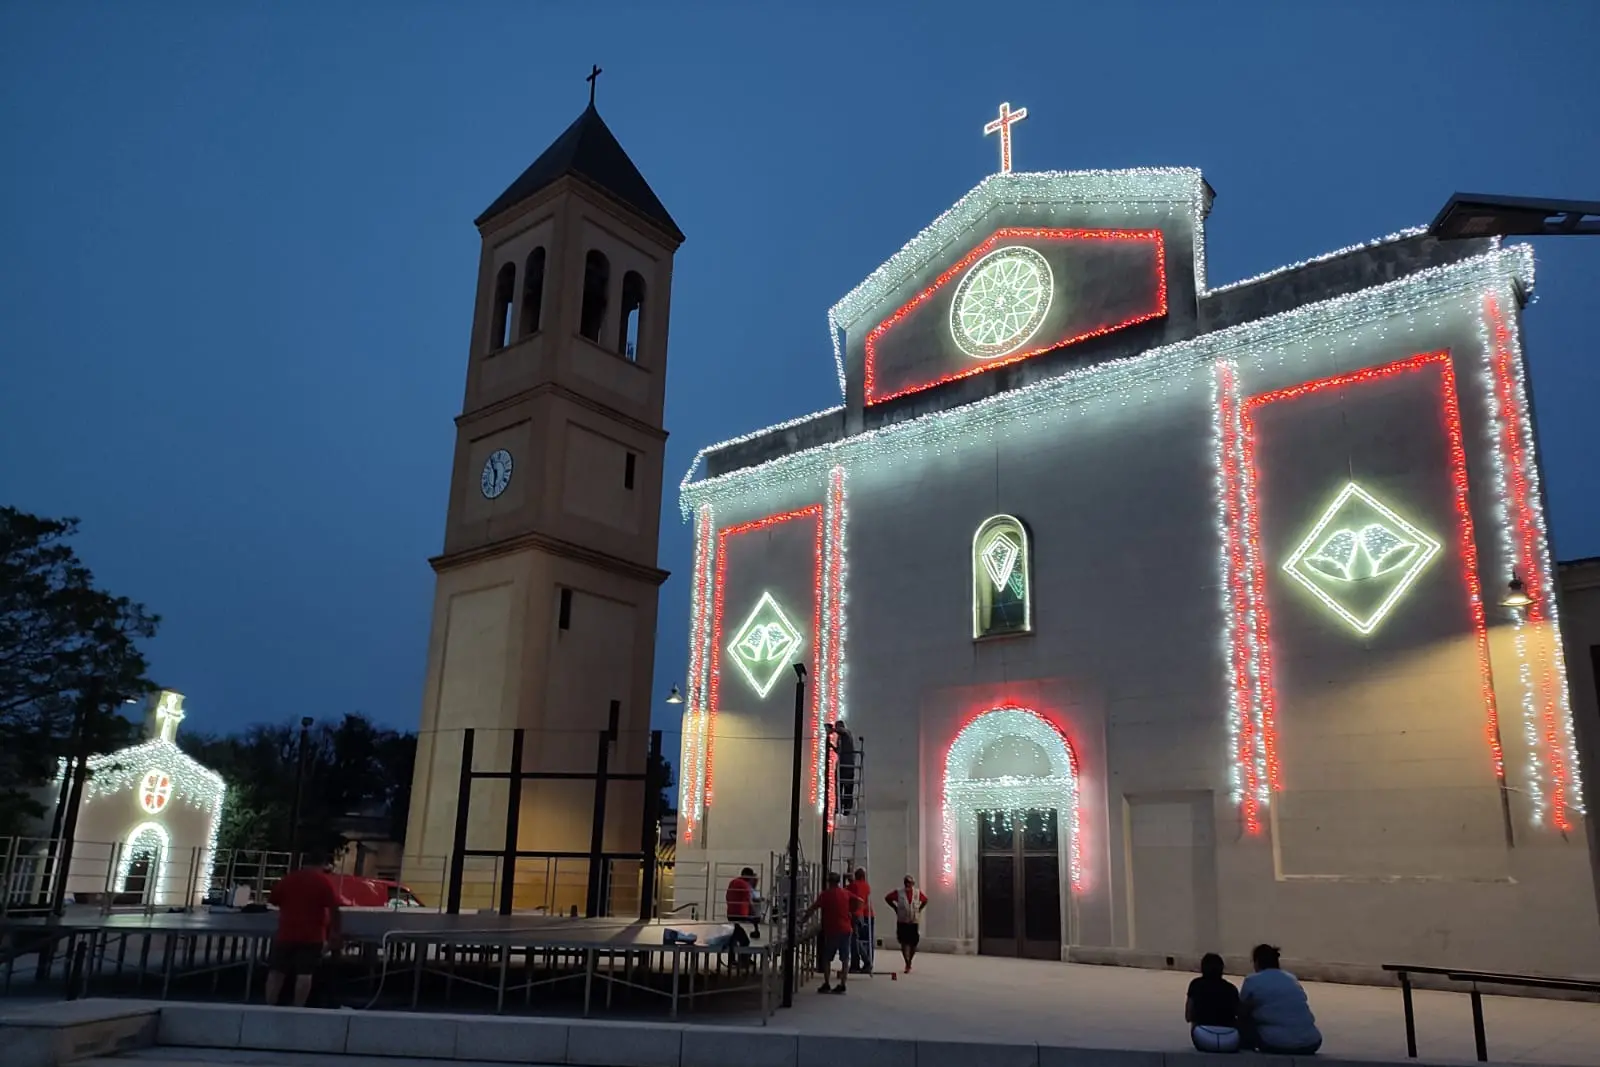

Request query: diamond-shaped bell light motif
[
  {"left": 727, "top": 591, "right": 804, "bottom": 699},
  {"left": 1281, "top": 482, "right": 1442, "bottom": 636},
  {"left": 980, "top": 531, "right": 1021, "bottom": 590}
]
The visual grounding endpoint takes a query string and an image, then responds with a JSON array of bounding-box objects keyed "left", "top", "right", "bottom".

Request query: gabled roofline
[
  {"left": 682, "top": 243, "right": 1532, "bottom": 512},
  {"left": 825, "top": 168, "right": 1212, "bottom": 396}
]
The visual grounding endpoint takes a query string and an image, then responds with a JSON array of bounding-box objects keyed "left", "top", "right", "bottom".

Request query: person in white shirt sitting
[{"left": 1238, "top": 944, "right": 1322, "bottom": 1055}]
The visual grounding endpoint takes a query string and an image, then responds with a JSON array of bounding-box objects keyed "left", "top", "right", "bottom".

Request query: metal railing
[
  {"left": 1382, "top": 963, "right": 1600, "bottom": 1061},
  {"left": 2, "top": 838, "right": 660, "bottom": 919}
]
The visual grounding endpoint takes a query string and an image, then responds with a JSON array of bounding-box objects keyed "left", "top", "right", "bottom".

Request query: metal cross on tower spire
[
  {"left": 984, "top": 101, "right": 1028, "bottom": 174},
  {"left": 587, "top": 64, "right": 603, "bottom": 106}
]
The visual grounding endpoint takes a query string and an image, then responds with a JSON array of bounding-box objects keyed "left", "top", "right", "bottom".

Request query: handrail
[{"left": 1383, "top": 962, "right": 1600, "bottom": 1062}]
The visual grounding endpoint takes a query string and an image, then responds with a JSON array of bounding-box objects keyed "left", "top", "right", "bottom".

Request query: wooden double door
[{"left": 977, "top": 808, "right": 1063, "bottom": 960}]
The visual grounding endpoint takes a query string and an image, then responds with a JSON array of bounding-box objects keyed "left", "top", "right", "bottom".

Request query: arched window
[
  {"left": 618, "top": 270, "right": 645, "bottom": 361},
  {"left": 490, "top": 261, "right": 516, "bottom": 350},
  {"left": 579, "top": 250, "right": 610, "bottom": 342},
  {"left": 519, "top": 247, "right": 545, "bottom": 338},
  {"left": 972, "top": 515, "right": 1031, "bottom": 638}
]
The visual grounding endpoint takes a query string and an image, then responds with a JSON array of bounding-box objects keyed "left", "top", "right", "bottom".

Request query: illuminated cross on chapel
[
  {"left": 983, "top": 101, "right": 1029, "bottom": 174},
  {"left": 153, "top": 689, "right": 186, "bottom": 743}
]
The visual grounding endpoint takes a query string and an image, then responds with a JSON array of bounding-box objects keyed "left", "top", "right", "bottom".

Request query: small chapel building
[
  {"left": 62, "top": 689, "right": 227, "bottom": 908},
  {"left": 675, "top": 109, "right": 1599, "bottom": 973}
]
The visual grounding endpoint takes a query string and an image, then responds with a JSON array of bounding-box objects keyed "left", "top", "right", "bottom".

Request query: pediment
[{"left": 829, "top": 169, "right": 1210, "bottom": 407}]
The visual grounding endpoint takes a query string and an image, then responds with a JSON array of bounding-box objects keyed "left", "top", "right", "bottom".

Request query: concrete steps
[
  {"left": 2, "top": 999, "right": 160, "bottom": 1067},
  {"left": 6, "top": 996, "right": 1585, "bottom": 1067}
]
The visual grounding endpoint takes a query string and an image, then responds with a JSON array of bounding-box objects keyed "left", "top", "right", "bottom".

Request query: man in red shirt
[
  {"left": 265, "top": 852, "right": 342, "bottom": 1006},
  {"left": 725, "top": 866, "right": 760, "bottom": 939},
  {"left": 848, "top": 866, "right": 873, "bottom": 974},
  {"left": 803, "top": 871, "right": 855, "bottom": 994},
  {"left": 884, "top": 874, "right": 928, "bottom": 974}
]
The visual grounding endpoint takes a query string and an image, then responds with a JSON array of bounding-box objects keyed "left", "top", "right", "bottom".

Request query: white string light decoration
[
  {"left": 1477, "top": 289, "right": 1585, "bottom": 829},
  {"left": 70, "top": 737, "right": 227, "bottom": 902},
  {"left": 112, "top": 821, "right": 171, "bottom": 901},
  {"left": 940, "top": 705, "right": 1083, "bottom": 892}
]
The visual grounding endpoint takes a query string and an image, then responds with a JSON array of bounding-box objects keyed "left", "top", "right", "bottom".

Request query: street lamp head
[
  {"left": 793, "top": 662, "right": 807, "bottom": 680},
  {"left": 665, "top": 685, "right": 683, "bottom": 705},
  {"left": 300, "top": 716, "right": 314, "bottom": 729},
  {"left": 1501, "top": 574, "right": 1534, "bottom": 609}
]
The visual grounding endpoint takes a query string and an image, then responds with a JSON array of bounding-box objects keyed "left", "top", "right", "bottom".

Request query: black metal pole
[
  {"left": 498, "top": 729, "right": 525, "bottom": 916},
  {"left": 49, "top": 680, "right": 99, "bottom": 917},
  {"left": 585, "top": 730, "right": 611, "bottom": 917},
  {"left": 287, "top": 717, "right": 312, "bottom": 860},
  {"left": 446, "top": 728, "right": 475, "bottom": 915},
  {"left": 1470, "top": 987, "right": 1488, "bottom": 1062},
  {"left": 638, "top": 730, "right": 662, "bottom": 922},
  {"left": 781, "top": 665, "right": 806, "bottom": 1008},
  {"left": 820, "top": 725, "right": 834, "bottom": 882},
  {"left": 1399, "top": 971, "right": 1417, "bottom": 1058}
]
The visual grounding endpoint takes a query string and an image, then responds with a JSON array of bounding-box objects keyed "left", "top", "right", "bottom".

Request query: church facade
[
  {"left": 677, "top": 154, "right": 1598, "bottom": 971},
  {"left": 62, "top": 690, "right": 226, "bottom": 908}
]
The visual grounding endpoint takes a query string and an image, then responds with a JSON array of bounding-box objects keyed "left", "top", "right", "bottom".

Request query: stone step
[
  {"left": 83, "top": 1050, "right": 556, "bottom": 1067},
  {"left": 1, "top": 1000, "right": 160, "bottom": 1067}
]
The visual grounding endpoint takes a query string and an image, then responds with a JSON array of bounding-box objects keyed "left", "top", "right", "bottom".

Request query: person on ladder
[{"left": 832, "top": 718, "right": 856, "bottom": 815}]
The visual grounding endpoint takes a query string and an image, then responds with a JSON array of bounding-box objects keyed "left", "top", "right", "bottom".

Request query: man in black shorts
[
  {"left": 883, "top": 874, "right": 927, "bottom": 974},
  {"left": 265, "top": 853, "right": 342, "bottom": 1006}
]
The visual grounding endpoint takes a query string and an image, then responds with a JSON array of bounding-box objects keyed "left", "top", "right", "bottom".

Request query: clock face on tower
[
  {"left": 480, "top": 449, "right": 514, "bottom": 499},
  {"left": 949, "top": 245, "right": 1055, "bottom": 359}
]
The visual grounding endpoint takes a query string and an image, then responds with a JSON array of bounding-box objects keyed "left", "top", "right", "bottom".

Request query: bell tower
[{"left": 403, "top": 96, "right": 683, "bottom": 908}]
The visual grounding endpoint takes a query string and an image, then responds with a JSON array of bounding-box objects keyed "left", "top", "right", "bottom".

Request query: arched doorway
[
  {"left": 115, "top": 822, "right": 170, "bottom": 905},
  {"left": 942, "top": 706, "right": 1080, "bottom": 959}
]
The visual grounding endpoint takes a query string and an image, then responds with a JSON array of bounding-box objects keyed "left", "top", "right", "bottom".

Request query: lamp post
[
  {"left": 47, "top": 678, "right": 104, "bottom": 917},
  {"left": 287, "top": 716, "right": 313, "bottom": 861},
  {"left": 781, "top": 662, "right": 807, "bottom": 1008}
]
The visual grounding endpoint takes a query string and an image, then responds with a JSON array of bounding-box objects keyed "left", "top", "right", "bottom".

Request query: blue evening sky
[{"left": 2, "top": 3, "right": 1597, "bottom": 750}]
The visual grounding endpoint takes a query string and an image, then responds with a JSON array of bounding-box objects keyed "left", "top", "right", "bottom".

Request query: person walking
[
  {"left": 1238, "top": 944, "right": 1322, "bottom": 1055},
  {"left": 848, "top": 866, "right": 873, "bottom": 974},
  {"left": 264, "top": 852, "right": 342, "bottom": 1007},
  {"left": 884, "top": 874, "right": 927, "bottom": 974},
  {"left": 802, "top": 871, "right": 855, "bottom": 994}
]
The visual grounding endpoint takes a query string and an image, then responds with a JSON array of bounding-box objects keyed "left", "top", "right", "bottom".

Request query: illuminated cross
[
  {"left": 154, "top": 690, "right": 186, "bottom": 743},
  {"left": 983, "top": 101, "right": 1028, "bottom": 174}
]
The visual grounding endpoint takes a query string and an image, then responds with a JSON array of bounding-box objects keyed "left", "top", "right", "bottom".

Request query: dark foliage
[
  {"left": 0, "top": 508, "right": 158, "bottom": 836},
  {"left": 180, "top": 714, "right": 416, "bottom": 854}
]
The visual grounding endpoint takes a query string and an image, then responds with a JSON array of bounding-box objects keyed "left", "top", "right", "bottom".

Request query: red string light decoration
[
  {"left": 704, "top": 505, "right": 826, "bottom": 815},
  {"left": 864, "top": 228, "right": 1168, "bottom": 406},
  {"left": 1219, "top": 351, "right": 1507, "bottom": 832},
  {"left": 1485, "top": 295, "right": 1573, "bottom": 830}
]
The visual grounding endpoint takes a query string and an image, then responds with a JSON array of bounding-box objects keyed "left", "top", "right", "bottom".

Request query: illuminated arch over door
[
  {"left": 114, "top": 821, "right": 170, "bottom": 902},
  {"left": 941, "top": 705, "right": 1083, "bottom": 895},
  {"left": 973, "top": 515, "right": 1031, "bottom": 638}
]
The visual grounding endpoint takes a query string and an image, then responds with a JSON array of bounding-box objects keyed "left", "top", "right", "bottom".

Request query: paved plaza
[
  {"left": 8, "top": 953, "right": 1600, "bottom": 1067},
  {"left": 771, "top": 955, "right": 1600, "bottom": 1065}
]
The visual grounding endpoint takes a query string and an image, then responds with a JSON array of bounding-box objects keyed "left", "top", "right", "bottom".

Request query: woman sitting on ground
[
  {"left": 1186, "top": 952, "right": 1241, "bottom": 1052},
  {"left": 1239, "top": 944, "right": 1322, "bottom": 1055}
]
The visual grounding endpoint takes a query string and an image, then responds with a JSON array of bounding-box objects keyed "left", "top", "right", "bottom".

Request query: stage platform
[{"left": 0, "top": 911, "right": 788, "bottom": 1020}]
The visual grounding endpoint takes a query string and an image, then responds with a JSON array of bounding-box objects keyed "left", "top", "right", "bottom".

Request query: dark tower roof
[{"left": 476, "top": 105, "right": 683, "bottom": 241}]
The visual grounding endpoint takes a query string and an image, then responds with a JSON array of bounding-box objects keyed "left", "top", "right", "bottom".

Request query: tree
[
  {"left": 0, "top": 508, "right": 159, "bottom": 836},
  {"left": 181, "top": 714, "right": 417, "bottom": 856}
]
